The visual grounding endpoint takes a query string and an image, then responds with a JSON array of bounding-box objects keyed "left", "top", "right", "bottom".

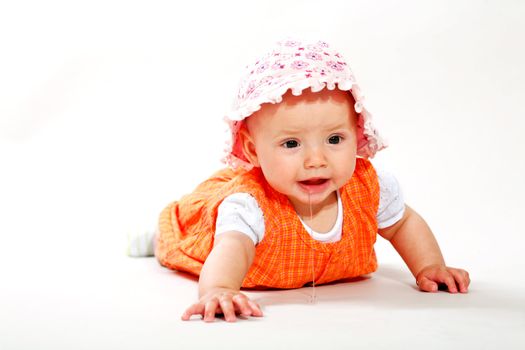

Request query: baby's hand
[
  {"left": 181, "top": 287, "right": 263, "bottom": 322},
  {"left": 415, "top": 264, "right": 470, "bottom": 293}
]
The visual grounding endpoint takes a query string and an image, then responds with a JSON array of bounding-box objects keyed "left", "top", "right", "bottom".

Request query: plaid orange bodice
[{"left": 156, "top": 158, "right": 380, "bottom": 289}]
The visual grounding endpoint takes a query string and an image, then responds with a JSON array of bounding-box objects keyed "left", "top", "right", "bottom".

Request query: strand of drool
[{"left": 308, "top": 191, "right": 317, "bottom": 304}]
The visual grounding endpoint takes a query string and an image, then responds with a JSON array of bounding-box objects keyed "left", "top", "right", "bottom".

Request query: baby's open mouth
[{"left": 299, "top": 178, "right": 328, "bottom": 186}]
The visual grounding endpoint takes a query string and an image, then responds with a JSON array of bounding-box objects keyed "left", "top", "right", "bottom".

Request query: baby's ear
[
  {"left": 239, "top": 126, "right": 260, "bottom": 167},
  {"left": 356, "top": 124, "right": 368, "bottom": 150}
]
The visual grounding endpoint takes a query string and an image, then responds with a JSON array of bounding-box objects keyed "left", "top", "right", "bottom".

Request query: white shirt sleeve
[
  {"left": 215, "top": 169, "right": 405, "bottom": 244},
  {"left": 376, "top": 168, "right": 406, "bottom": 229},
  {"left": 215, "top": 193, "right": 265, "bottom": 245}
]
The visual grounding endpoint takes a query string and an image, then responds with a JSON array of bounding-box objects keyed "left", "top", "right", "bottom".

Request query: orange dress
[{"left": 156, "top": 158, "right": 380, "bottom": 289}]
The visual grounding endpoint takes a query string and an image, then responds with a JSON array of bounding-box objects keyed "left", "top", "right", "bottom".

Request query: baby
[{"left": 154, "top": 39, "right": 470, "bottom": 322}]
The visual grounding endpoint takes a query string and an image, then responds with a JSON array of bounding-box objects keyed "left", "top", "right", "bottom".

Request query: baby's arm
[
  {"left": 378, "top": 205, "right": 470, "bottom": 293},
  {"left": 181, "top": 231, "right": 263, "bottom": 322}
]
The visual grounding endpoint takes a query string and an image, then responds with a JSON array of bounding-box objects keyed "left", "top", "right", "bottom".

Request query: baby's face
[{"left": 242, "top": 88, "right": 358, "bottom": 214}]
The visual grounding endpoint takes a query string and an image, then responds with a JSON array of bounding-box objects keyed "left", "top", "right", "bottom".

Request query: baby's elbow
[
  {"left": 215, "top": 231, "right": 256, "bottom": 262},
  {"left": 378, "top": 205, "right": 412, "bottom": 241}
]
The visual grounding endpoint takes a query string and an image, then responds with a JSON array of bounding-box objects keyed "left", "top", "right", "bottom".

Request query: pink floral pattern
[
  {"left": 284, "top": 40, "right": 300, "bottom": 47},
  {"left": 259, "top": 76, "right": 274, "bottom": 85},
  {"left": 307, "top": 44, "right": 322, "bottom": 52},
  {"left": 305, "top": 52, "right": 322, "bottom": 60},
  {"left": 291, "top": 60, "right": 309, "bottom": 70},
  {"left": 326, "top": 61, "right": 345, "bottom": 71},
  {"left": 271, "top": 61, "right": 285, "bottom": 70},
  {"left": 256, "top": 61, "right": 270, "bottom": 73}
]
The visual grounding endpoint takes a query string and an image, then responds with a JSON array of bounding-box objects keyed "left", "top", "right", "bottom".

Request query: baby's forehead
[{"left": 247, "top": 89, "right": 356, "bottom": 125}]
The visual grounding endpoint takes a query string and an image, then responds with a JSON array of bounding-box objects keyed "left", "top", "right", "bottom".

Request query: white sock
[{"left": 127, "top": 227, "right": 157, "bottom": 257}]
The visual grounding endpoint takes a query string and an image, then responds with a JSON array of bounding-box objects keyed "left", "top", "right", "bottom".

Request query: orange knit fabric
[{"left": 156, "top": 158, "right": 380, "bottom": 289}]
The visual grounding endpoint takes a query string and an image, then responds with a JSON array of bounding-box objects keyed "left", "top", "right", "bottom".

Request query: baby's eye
[
  {"left": 283, "top": 140, "right": 299, "bottom": 148},
  {"left": 328, "top": 135, "right": 342, "bottom": 144}
]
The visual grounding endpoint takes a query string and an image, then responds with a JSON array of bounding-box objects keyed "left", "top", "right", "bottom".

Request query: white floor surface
[{"left": 2, "top": 251, "right": 524, "bottom": 349}]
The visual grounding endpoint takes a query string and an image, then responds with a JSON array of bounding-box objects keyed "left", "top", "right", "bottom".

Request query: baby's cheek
[
  {"left": 339, "top": 164, "right": 356, "bottom": 185},
  {"left": 273, "top": 165, "right": 294, "bottom": 183},
  {"left": 269, "top": 164, "right": 296, "bottom": 187}
]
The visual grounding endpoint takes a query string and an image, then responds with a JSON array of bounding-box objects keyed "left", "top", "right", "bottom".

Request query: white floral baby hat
[{"left": 223, "top": 38, "right": 387, "bottom": 169}]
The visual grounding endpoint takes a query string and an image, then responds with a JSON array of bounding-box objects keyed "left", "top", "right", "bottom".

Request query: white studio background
[{"left": 0, "top": 0, "right": 524, "bottom": 344}]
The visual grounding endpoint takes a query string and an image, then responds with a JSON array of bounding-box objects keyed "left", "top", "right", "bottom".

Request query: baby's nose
[{"left": 304, "top": 146, "right": 327, "bottom": 168}]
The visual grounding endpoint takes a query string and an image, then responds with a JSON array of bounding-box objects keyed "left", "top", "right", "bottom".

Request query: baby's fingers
[
  {"left": 181, "top": 303, "right": 205, "bottom": 321},
  {"left": 219, "top": 295, "right": 237, "bottom": 322},
  {"left": 182, "top": 299, "right": 221, "bottom": 322},
  {"left": 417, "top": 276, "right": 438, "bottom": 293},
  {"left": 247, "top": 300, "right": 263, "bottom": 317},
  {"left": 232, "top": 294, "right": 264, "bottom": 318},
  {"left": 232, "top": 294, "right": 253, "bottom": 317},
  {"left": 203, "top": 298, "right": 220, "bottom": 322},
  {"left": 449, "top": 268, "right": 470, "bottom": 293},
  {"left": 440, "top": 273, "right": 459, "bottom": 293},
  {"left": 417, "top": 269, "right": 458, "bottom": 293}
]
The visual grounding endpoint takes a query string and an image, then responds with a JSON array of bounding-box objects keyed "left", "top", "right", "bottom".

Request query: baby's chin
[{"left": 287, "top": 189, "right": 338, "bottom": 213}]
